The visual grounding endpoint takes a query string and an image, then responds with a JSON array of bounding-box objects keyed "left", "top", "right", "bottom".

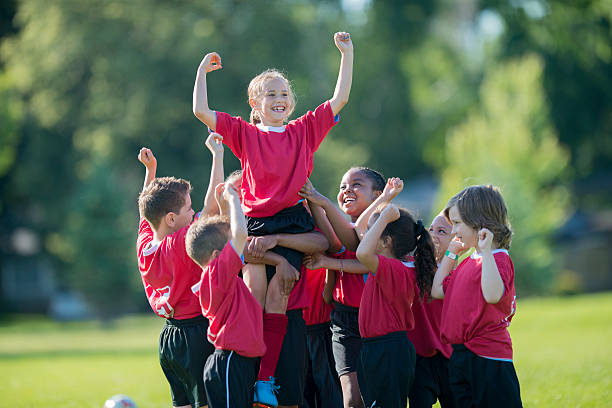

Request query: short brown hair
[
  {"left": 185, "top": 215, "right": 230, "bottom": 267},
  {"left": 444, "top": 185, "right": 512, "bottom": 249},
  {"left": 138, "top": 177, "right": 192, "bottom": 229}
]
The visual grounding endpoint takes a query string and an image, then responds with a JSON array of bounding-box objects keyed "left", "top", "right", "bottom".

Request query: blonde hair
[{"left": 248, "top": 69, "right": 296, "bottom": 124}]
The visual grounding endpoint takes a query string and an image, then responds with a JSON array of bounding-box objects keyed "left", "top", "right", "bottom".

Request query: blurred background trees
[{"left": 0, "top": 0, "right": 610, "bottom": 317}]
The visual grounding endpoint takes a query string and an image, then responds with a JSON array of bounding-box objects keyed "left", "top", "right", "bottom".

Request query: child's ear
[
  {"left": 381, "top": 235, "right": 392, "bottom": 248},
  {"left": 165, "top": 212, "right": 176, "bottom": 228},
  {"left": 248, "top": 98, "right": 258, "bottom": 109}
]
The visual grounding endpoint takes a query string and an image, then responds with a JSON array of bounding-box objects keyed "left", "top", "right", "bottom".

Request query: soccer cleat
[{"left": 253, "top": 376, "right": 279, "bottom": 407}]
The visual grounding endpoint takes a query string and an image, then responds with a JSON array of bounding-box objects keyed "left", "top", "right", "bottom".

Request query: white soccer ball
[{"left": 103, "top": 394, "right": 138, "bottom": 408}]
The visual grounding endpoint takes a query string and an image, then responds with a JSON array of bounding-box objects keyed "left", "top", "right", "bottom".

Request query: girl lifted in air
[{"left": 193, "top": 32, "right": 353, "bottom": 408}]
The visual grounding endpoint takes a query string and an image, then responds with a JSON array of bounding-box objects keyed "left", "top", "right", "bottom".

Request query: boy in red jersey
[
  {"left": 136, "top": 134, "right": 224, "bottom": 408},
  {"left": 407, "top": 213, "right": 456, "bottom": 408},
  {"left": 186, "top": 181, "right": 266, "bottom": 407},
  {"left": 432, "top": 185, "right": 522, "bottom": 408}
]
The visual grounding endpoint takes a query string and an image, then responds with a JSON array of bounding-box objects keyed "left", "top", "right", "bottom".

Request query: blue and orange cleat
[{"left": 253, "top": 376, "right": 279, "bottom": 407}]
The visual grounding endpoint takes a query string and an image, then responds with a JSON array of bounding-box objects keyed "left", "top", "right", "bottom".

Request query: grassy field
[{"left": 1, "top": 293, "right": 611, "bottom": 407}]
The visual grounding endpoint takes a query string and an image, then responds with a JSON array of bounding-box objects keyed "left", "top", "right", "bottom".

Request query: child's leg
[
  {"left": 243, "top": 263, "right": 267, "bottom": 309},
  {"left": 258, "top": 271, "right": 290, "bottom": 383},
  {"left": 204, "top": 349, "right": 258, "bottom": 407},
  {"left": 330, "top": 308, "right": 364, "bottom": 408}
]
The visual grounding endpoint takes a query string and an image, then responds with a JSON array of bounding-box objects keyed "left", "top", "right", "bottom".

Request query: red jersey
[
  {"left": 302, "top": 267, "right": 333, "bottom": 326},
  {"left": 332, "top": 249, "right": 366, "bottom": 308},
  {"left": 287, "top": 265, "right": 309, "bottom": 311},
  {"left": 137, "top": 218, "right": 202, "bottom": 319},
  {"left": 440, "top": 249, "right": 517, "bottom": 361},
  {"left": 191, "top": 243, "right": 266, "bottom": 358},
  {"left": 215, "top": 101, "right": 338, "bottom": 217},
  {"left": 407, "top": 297, "right": 452, "bottom": 359},
  {"left": 359, "top": 256, "right": 417, "bottom": 338}
]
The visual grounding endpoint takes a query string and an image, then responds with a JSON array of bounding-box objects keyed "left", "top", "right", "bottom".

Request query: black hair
[
  {"left": 379, "top": 208, "right": 437, "bottom": 299},
  {"left": 350, "top": 166, "right": 385, "bottom": 192}
]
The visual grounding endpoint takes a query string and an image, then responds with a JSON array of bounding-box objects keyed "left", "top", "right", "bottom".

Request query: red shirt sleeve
[
  {"left": 198, "top": 243, "right": 244, "bottom": 315},
  {"left": 374, "top": 255, "right": 416, "bottom": 298},
  {"left": 215, "top": 111, "right": 246, "bottom": 159},
  {"left": 288, "top": 101, "right": 337, "bottom": 152}
]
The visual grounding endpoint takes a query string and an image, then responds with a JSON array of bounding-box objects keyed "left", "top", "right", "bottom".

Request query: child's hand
[
  {"left": 138, "top": 147, "right": 157, "bottom": 170},
  {"left": 205, "top": 132, "right": 224, "bottom": 155},
  {"left": 298, "top": 179, "right": 327, "bottom": 207},
  {"left": 276, "top": 259, "right": 299, "bottom": 296},
  {"left": 334, "top": 32, "right": 353, "bottom": 54},
  {"left": 303, "top": 253, "right": 325, "bottom": 270},
  {"left": 246, "top": 235, "right": 278, "bottom": 259},
  {"left": 380, "top": 204, "right": 400, "bottom": 223},
  {"left": 199, "top": 52, "right": 222, "bottom": 73},
  {"left": 222, "top": 180, "right": 239, "bottom": 202},
  {"left": 477, "top": 228, "right": 494, "bottom": 253},
  {"left": 214, "top": 182, "right": 229, "bottom": 214},
  {"left": 448, "top": 237, "right": 468, "bottom": 256},
  {"left": 382, "top": 177, "right": 403, "bottom": 201}
]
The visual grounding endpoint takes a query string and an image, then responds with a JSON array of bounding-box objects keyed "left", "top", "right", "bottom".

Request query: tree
[{"left": 436, "top": 55, "right": 570, "bottom": 294}]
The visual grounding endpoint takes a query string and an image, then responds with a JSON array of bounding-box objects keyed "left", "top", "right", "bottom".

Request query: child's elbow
[{"left": 431, "top": 286, "right": 444, "bottom": 299}]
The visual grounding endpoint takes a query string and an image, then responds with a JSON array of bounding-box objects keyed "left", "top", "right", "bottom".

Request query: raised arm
[
  {"left": 329, "top": 32, "right": 354, "bottom": 116},
  {"left": 299, "top": 179, "right": 360, "bottom": 251},
  {"left": 431, "top": 238, "right": 466, "bottom": 299},
  {"left": 356, "top": 204, "right": 400, "bottom": 273},
  {"left": 354, "top": 177, "right": 403, "bottom": 240},
  {"left": 478, "top": 228, "right": 504, "bottom": 303},
  {"left": 138, "top": 147, "right": 157, "bottom": 191},
  {"left": 308, "top": 201, "right": 343, "bottom": 254},
  {"left": 200, "top": 133, "right": 225, "bottom": 217},
  {"left": 193, "top": 52, "right": 222, "bottom": 131},
  {"left": 223, "top": 182, "right": 247, "bottom": 256}
]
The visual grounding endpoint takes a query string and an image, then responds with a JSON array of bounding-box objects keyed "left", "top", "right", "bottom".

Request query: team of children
[{"left": 136, "top": 32, "right": 523, "bottom": 408}]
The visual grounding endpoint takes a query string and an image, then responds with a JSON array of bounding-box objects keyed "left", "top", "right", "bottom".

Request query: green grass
[{"left": 1, "top": 293, "right": 611, "bottom": 407}]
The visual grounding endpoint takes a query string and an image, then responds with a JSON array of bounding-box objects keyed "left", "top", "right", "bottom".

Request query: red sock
[{"left": 258, "top": 312, "right": 288, "bottom": 381}]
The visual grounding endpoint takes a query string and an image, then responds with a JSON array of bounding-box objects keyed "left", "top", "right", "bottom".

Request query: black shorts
[
  {"left": 274, "top": 309, "right": 308, "bottom": 406},
  {"left": 449, "top": 344, "right": 522, "bottom": 408},
  {"left": 409, "top": 353, "right": 456, "bottom": 408},
  {"left": 357, "top": 331, "right": 415, "bottom": 408},
  {"left": 159, "top": 315, "right": 214, "bottom": 407},
  {"left": 204, "top": 349, "right": 259, "bottom": 408},
  {"left": 330, "top": 301, "right": 361, "bottom": 376},
  {"left": 303, "top": 322, "right": 343, "bottom": 408},
  {"left": 246, "top": 202, "right": 314, "bottom": 281}
]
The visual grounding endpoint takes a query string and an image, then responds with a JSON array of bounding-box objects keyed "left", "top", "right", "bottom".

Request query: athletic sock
[{"left": 258, "top": 312, "right": 288, "bottom": 381}]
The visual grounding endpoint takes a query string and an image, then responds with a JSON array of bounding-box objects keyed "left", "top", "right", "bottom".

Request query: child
[
  {"left": 136, "top": 134, "right": 223, "bottom": 408},
  {"left": 186, "top": 181, "right": 265, "bottom": 407},
  {"left": 431, "top": 185, "right": 522, "bottom": 408},
  {"left": 354, "top": 201, "right": 437, "bottom": 408},
  {"left": 193, "top": 32, "right": 353, "bottom": 408},
  {"left": 298, "top": 169, "right": 393, "bottom": 408},
  {"left": 407, "top": 213, "right": 456, "bottom": 408}
]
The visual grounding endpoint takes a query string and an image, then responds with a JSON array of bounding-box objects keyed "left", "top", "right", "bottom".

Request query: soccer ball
[{"left": 103, "top": 394, "right": 138, "bottom": 408}]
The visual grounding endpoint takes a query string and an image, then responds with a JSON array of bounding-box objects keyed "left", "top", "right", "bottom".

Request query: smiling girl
[{"left": 193, "top": 32, "right": 353, "bottom": 408}]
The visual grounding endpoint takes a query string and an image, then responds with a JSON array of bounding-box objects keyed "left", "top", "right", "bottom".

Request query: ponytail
[
  {"left": 380, "top": 209, "right": 437, "bottom": 299},
  {"left": 413, "top": 224, "right": 437, "bottom": 300}
]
